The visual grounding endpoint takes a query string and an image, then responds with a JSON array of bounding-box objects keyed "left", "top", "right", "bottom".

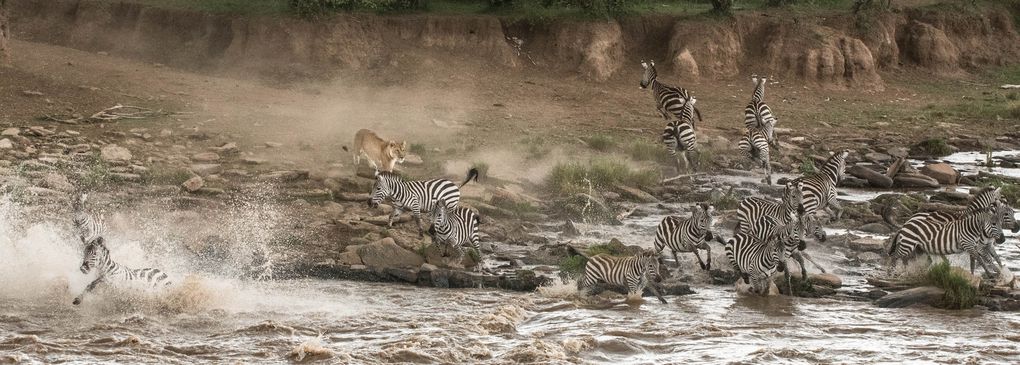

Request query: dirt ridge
[{"left": 6, "top": 0, "right": 1020, "bottom": 88}]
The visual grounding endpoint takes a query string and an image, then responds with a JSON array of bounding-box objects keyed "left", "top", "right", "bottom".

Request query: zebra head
[
  {"left": 823, "top": 149, "right": 851, "bottom": 183},
  {"left": 79, "top": 236, "right": 108, "bottom": 274},
  {"left": 975, "top": 205, "right": 1006, "bottom": 244},
  {"left": 432, "top": 198, "right": 449, "bottom": 228},
  {"left": 369, "top": 172, "right": 399, "bottom": 208},
  {"left": 998, "top": 199, "right": 1019, "bottom": 233},
  {"left": 751, "top": 75, "right": 766, "bottom": 102},
  {"left": 640, "top": 60, "right": 656, "bottom": 89},
  {"left": 638, "top": 249, "right": 662, "bottom": 283},
  {"left": 691, "top": 203, "right": 714, "bottom": 240},
  {"left": 71, "top": 191, "right": 88, "bottom": 213},
  {"left": 783, "top": 179, "right": 805, "bottom": 217}
]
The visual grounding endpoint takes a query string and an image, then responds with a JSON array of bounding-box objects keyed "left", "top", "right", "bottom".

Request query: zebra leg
[
  {"left": 670, "top": 250, "right": 684, "bottom": 276},
  {"left": 690, "top": 248, "right": 708, "bottom": 271},
  {"left": 681, "top": 151, "right": 691, "bottom": 174},
  {"left": 695, "top": 242, "right": 711, "bottom": 270},
  {"left": 72, "top": 276, "right": 105, "bottom": 305},
  {"left": 763, "top": 161, "right": 772, "bottom": 185},
  {"left": 646, "top": 281, "right": 667, "bottom": 304},
  {"left": 827, "top": 201, "right": 844, "bottom": 223},
  {"left": 797, "top": 251, "right": 826, "bottom": 274},
  {"left": 388, "top": 206, "right": 403, "bottom": 227},
  {"left": 412, "top": 210, "right": 424, "bottom": 237}
]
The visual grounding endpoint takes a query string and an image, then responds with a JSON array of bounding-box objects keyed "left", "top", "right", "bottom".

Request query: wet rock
[
  {"left": 848, "top": 165, "right": 893, "bottom": 188},
  {"left": 559, "top": 220, "right": 581, "bottom": 237},
  {"left": 356, "top": 238, "right": 424, "bottom": 269},
  {"left": 849, "top": 237, "right": 886, "bottom": 253},
  {"left": 864, "top": 152, "right": 892, "bottom": 163},
  {"left": 886, "top": 147, "right": 909, "bottom": 158},
  {"left": 920, "top": 163, "right": 959, "bottom": 185},
  {"left": 875, "top": 286, "right": 944, "bottom": 308},
  {"left": 182, "top": 176, "right": 204, "bottom": 192},
  {"left": 337, "top": 249, "right": 362, "bottom": 265},
  {"left": 211, "top": 142, "right": 239, "bottom": 154},
  {"left": 856, "top": 252, "right": 883, "bottom": 263},
  {"left": 241, "top": 157, "right": 266, "bottom": 165},
  {"left": 809, "top": 273, "right": 842, "bottom": 288},
  {"left": 893, "top": 174, "right": 939, "bottom": 188},
  {"left": 110, "top": 173, "right": 141, "bottom": 182},
  {"left": 100, "top": 144, "right": 132, "bottom": 163},
  {"left": 867, "top": 289, "right": 888, "bottom": 299},
  {"left": 857, "top": 223, "right": 892, "bottom": 235},
  {"left": 614, "top": 184, "right": 658, "bottom": 203}
]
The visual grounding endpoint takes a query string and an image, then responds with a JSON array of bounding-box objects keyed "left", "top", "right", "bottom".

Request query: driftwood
[
  {"left": 893, "top": 173, "right": 940, "bottom": 188},
  {"left": 848, "top": 165, "right": 894, "bottom": 188},
  {"left": 43, "top": 104, "right": 168, "bottom": 124},
  {"left": 886, "top": 157, "right": 907, "bottom": 179}
]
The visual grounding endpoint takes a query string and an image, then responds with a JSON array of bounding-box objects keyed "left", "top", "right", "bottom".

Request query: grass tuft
[
  {"left": 546, "top": 159, "right": 658, "bottom": 195},
  {"left": 913, "top": 138, "right": 954, "bottom": 157},
  {"left": 582, "top": 134, "right": 615, "bottom": 152},
  {"left": 926, "top": 261, "right": 979, "bottom": 310},
  {"left": 558, "top": 255, "right": 587, "bottom": 278},
  {"left": 799, "top": 156, "right": 817, "bottom": 175}
]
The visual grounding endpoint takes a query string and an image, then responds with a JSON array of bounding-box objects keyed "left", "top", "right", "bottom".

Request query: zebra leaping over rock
[
  {"left": 577, "top": 250, "right": 667, "bottom": 304},
  {"left": 369, "top": 168, "right": 479, "bottom": 237},
  {"left": 640, "top": 60, "right": 702, "bottom": 123},
  {"left": 653, "top": 203, "right": 714, "bottom": 276}
]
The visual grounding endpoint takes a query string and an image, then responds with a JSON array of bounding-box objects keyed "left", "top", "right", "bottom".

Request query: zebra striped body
[
  {"left": 796, "top": 150, "right": 850, "bottom": 241},
  {"left": 654, "top": 203, "right": 714, "bottom": 273},
  {"left": 720, "top": 216, "right": 789, "bottom": 295},
  {"left": 640, "top": 60, "right": 702, "bottom": 123},
  {"left": 73, "top": 237, "right": 173, "bottom": 305},
  {"left": 744, "top": 76, "right": 778, "bottom": 147},
  {"left": 885, "top": 206, "right": 1003, "bottom": 276},
  {"left": 735, "top": 179, "right": 804, "bottom": 238},
  {"left": 738, "top": 127, "right": 772, "bottom": 185},
  {"left": 578, "top": 251, "right": 666, "bottom": 303},
  {"left": 71, "top": 192, "right": 104, "bottom": 244},
  {"left": 924, "top": 188, "right": 1017, "bottom": 273},
  {"left": 429, "top": 201, "right": 481, "bottom": 258},
  {"left": 369, "top": 168, "right": 478, "bottom": 236},
  {"left": 662, "top": 97, "right": 699, "bottom": 172}
]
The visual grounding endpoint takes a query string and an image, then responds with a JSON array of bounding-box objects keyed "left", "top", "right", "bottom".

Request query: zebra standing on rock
[
  {"left": 640, "top": 60, "right": 703, "bottom": 123},
  {"left": 719, "top": 216, "right": 792, "bottom": 295},
  {"left": 882, "top": 203, "right": 1004, "bottom": 276},
  {"left": 71, "top": 192, "right": 104, "bottom": 244},
  {"left": 577, "top": 250, "right": 667, "bottom": 304},
  {"left": 73, "top": 236, "right": 174, "bottom": 305},
  {"left": 428, "top": 198, "right": 481, "bottom": 258},
  {"left": 744, "top": 75, "right": 778, "bottom": 148},
  {"left": 793, "top": 149, "right": 851, "bottom": 242},
  {"left": 369, "top": 168, "right": 479, "bottom": 237},
  {"left": 653, "top": 203, "right": 714, "bottom": 275},
  {"left": 662, "top": 97, "right": 699, "bottom": 173}
]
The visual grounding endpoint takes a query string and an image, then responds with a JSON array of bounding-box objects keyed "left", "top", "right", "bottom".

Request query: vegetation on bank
[
  {"left": 925, "top": 261, "right": 979, "bottom": 310},
  {"left": 546, "top": 159, "right": 658, "bottom": 195}
]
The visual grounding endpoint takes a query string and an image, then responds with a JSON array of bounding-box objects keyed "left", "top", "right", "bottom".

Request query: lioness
[{"left": 343, "top": 129, "right": 408, "bottom": 172}]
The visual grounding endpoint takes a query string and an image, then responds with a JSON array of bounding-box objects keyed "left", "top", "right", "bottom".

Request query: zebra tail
[
  {"left": 342, "top": 146, "right": 349, "bottom": 152},
  {"left": 460, "top": 168, "right": 480, "bottom": 187}
]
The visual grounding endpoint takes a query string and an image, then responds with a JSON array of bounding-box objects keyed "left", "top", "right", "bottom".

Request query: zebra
[
  {"left": 735, "top": 180, "right": 825, "bottom": 280},
  {"left": 882, "top": 203, "right": 1004, "bottom": 276},
  {"left": 718, "top": 215, "right": 791, "bottom": 295},
  {"left": 369, "top": 168, "right": 479, "bottom": 237},
  {"left": 794, "top": 149, "right": 851, "bottom": 242},
  {"left": 653, "top": 203, "right": 714, "bottom": 275},
  {"left": 73, "top": 236, "right": 173, "bottom": 305},
  {"left": 427, "top": 198, "right": 481, "bottom": 259},
  {"left": 577, "top": 250, "right": 667, "bottom": 304},
  {"left": 743, "top": 75, "right": 778, "bottom": 148},
  {"left": 738, "top": 127, "right": 772, "bottom": 185},
  {"left": 921, "top": 187, "right": 1018, "bottom": 274},
  {"left": 71, "top": 192, "right": 104, "bottom": 245},
  {"left": 662, "top": 97, "right": 699, "bottom": 173},
  {"left": 640, "top": 60, "right": 703, "bottom": 123}
]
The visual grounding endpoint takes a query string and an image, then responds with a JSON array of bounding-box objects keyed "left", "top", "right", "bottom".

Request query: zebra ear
[
  {"left": 650, "top": 60, "right": 655, "bottom": 67},
  {"left": 640, "top": 60, "right": 648, "bottom": 69}
]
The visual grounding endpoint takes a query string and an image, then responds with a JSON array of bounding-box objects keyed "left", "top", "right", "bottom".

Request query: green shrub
[
  {"left": 711, "top": 187, "right": 740, "bottom": 211},
  {"left": 586, "top": 240, "right": 627, "bottom": 256},
  {"left": 926, "top": 260, "right": 978, "bottom": 310},
  {"left": 799, "top": 156, "right": 817, "bottom": 175},
  {"left": 546, "top": 159, "right": 658, "bottom": 195},
  {"left": 583, "top": 134, "right": 615, "bottom": 152},
  {"left": 520, "top": 136, "right": 551, "bottom": 160},
  {"left": 913, "top": 138, "right": 954, "bottom": 157},
  {"left": 559, "top": 255, "right": 587, "bottom": 277},
  {"left": 625, "top": 140, "right": 670, "bottom": 163},
  {"left": 78, "top": 155, "right": 112, "bottom": 190},
  {"left": 289, "top": 0, "right": 427, "bottom": 17}
]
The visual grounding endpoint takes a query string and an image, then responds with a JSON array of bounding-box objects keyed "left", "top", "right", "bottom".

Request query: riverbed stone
[
  {"left": 182, "top": 176, "right": 204, "bottom": 192},
  {"left": 810, "top": 273, "right": 843, "bottom": 288},
  {"left": 875, "top": 286, "right": 944, "bottom": 308},
  {"left": 857, "top": 223, "right": 892, "bottom": 235},
  {"left": 849, "top": 237, "right": 886, "bottom": 253},
  {"left": 356, "top": 238, "right": 424, "bottom": 269},
  {"left": 920, "top": 163, "right": 959, "bottom": 185},
  {"left": 40, "top": 172, "right": 74, "bottom": 192},
  {"left": 100, "top": 144, "right": 132, "bottom": 163}
]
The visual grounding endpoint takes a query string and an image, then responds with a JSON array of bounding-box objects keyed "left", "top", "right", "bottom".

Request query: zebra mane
[
  {"left": 819, "top": 150, "right": 849, "bottom": 182},
  {"left": 966, "top": 187, "right": 1001, "bottom": 211}
]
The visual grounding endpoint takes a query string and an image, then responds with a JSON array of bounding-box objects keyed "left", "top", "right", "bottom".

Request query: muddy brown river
[{"left": 4, "top": 152, "right": 1020, "bottom": 364}]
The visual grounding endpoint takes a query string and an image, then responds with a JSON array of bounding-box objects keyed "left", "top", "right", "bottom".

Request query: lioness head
[{"left": 388, "top": 141, "right": 408, "bottom": 162}]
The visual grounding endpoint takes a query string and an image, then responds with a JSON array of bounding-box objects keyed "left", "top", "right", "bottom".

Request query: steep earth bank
[{"left": 5, "top": 1, "right": 1020, "bottom": 88}]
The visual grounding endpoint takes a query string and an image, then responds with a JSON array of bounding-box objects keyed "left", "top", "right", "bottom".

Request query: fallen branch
[
  {"left": 41, "top": 104, "right": 168, "bottom": 124},
  {"left": 661, "top": 172, "right": 707, "bottom": 183}
]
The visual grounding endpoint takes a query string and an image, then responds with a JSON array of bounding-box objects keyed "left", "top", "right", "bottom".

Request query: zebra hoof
[{"left": 72, "top": 298, "right": 81, "bottom": 305}]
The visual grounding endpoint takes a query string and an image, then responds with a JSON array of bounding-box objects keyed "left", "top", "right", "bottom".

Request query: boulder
[
  {"left": 356, "top": 238, "right": 424, "bottom": 269},
  {"left": 337, "top": 250, "right": 362, "bottom": 266},
  {"left": 40, "top": 173, "right": 74, "bottom": 192},
  {"left": 864, "top": 152, "right": 892, "bottom": 163},
  {"left": 191, "top": 152, "right": 220, "bottom": 162},
  {"left": 857, "top": 223, "right": 892, "bottom": 235},
  {"left": 848, "top": 237, "right": 886, "bottom": 253},
  {"left": 875, "top": 286, "right": 945, "bottom": 308},
  {"left": 893, "top": 174, "right": 940, "bottom": 188},
  {"left": 100, "top": 145, "right": 132, "bottom": 163},
  {"left": 900, "top": 20, "right": 960, "bottom": 72},
  {"left": 0, "top": 139, "right": 14, "bottom": 149},
  {"left": 190, "top": 164, "right": 222, "bottom": 176},
  {"left": 848, "top": 165, "right": 893, "bottom": 188},
  {"left": 1, "top": 128, "right": 19, "bottom": 136},
  {"left": 920, "top": 163, "right": 959, "bottom": 185},
  {"left": 614, "top": 184, "right": 658, "bottom": 203},
  {"left": 809, "top": 273, "right": 842, "bottom": 288},
  {"left": 182, "top": 176, "right": 204, "bottom": 192}
]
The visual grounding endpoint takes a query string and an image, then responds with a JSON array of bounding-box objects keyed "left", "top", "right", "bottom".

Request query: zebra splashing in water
[
  {"left": 882, "top": 202, "right": 1004, "bottom": 276},
  {"left": 428, "top": 198, "right": 481, "bottom": 259},
  {"left": 577, "top": 250, "right": 667, "bottom": 304},
  {"left": 369, "top": 168, "right": 479, "bottom": 237},
  {"left": 662, "top": 97, "right": 700, "bottom": 173},
  {"left": 735, "top": 180, "right": 826, "bottom": 282},
  {"left": 792, "top": 149, "right": 850, "bottom": 242},
  {"left": 640, "top": 60, "right": 703, "bottom": 123},
  {"left": 719, "top": 216, "right": 793, "bottom": 295},
  {"left": 71, "top": 192, "right": 104, "bottom": 244},
  {"left": 73, "top": 236, "right": 173, "bottom": 305},
  {"left": 653, "top": 203, "right": 714, "bottom": 275}
]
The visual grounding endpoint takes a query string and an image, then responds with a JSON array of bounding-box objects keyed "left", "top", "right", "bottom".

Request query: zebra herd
[{"left": 575, "top": 61, "right": 1018, "bottom": 301}]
